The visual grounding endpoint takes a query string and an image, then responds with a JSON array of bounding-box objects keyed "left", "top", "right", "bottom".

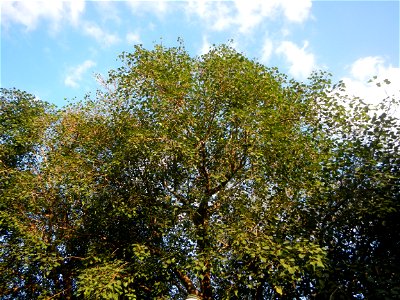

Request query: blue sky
[{"left": 1, "top": 0, "right": 399, "bottom": 108}]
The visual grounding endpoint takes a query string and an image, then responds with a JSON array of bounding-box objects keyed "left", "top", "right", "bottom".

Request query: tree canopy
[{"left": 1, "top": 43, "right": 399, "bottom": 299}]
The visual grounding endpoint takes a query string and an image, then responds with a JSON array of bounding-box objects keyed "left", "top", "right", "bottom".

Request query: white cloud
[
  {"left": 349, "top": 56, "right": 385, "bottom": 82},
  {"left": 199, "top": 36, "right": 211, "bottom": 55},
  {"left": 276, "top": 40, "right": 316, "bottom": 79},
  {"left": 126, "top": 31, "right": 141, "bottom": 44},
  {"left": 1, "top": 0, "right": 85, "bottom": 31},
  {"left": 64, "top": 60, "right": 96, "bottom": 88},
  {"left": 82, "top": 22, "right": 120, "bottom": 46},
  {"left": 280, "top": 0, "right": 312, "bottom": 23},
  {"left": 186, "top": 0, "right": 312, "bottom": 33},
  {"left": 126, "top": 0, "right": 168, "bottom": 18},
  {"left": 94, "top": 2, "right": 121, "bottom": 24},
  {"left": 212, "top": 3, "right": 235, "bottom": 31},
  {"left": 186, "top": 2, "right": 233, "bottom": 31},
  {"left": 233, "top": 0, "right": 278, "bottom": 32},
  {"left": 341, "top": 57, "right": 400, "bottom": 116},
  {"left": 68, "top": 0, "right": 85, "bottom": 27},
  {"left": 260, "top": 38, "right": 273, "bottom": 64},
  {"left": 185, "top": 1, "right": 238, "bottom": 32}
]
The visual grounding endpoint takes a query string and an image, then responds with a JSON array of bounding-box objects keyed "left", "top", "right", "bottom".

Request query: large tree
[
  {"left": 304, "top": 87, "right": 400, "bottom": 299},
  {"left": 0, "top": 88, "right": 58, "bottom": 298},
  {"left": 1, "top": 44, "right": 398, "bottom": 299}
]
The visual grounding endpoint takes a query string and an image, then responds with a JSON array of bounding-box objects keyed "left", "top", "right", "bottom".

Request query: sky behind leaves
[{"left": 1, "top": 0, "right": 399, "bottom": 108}]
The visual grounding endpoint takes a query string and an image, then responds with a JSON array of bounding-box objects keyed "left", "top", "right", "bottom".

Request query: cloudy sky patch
[
  {"left": 1, "top": 1, "right": 398, "bottom": 107},
  {"left": 64, "top": 59, "right": 96, "bottom": 88}
]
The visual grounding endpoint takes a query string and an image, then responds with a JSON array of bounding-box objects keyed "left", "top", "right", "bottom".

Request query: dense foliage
[{"left": 1, "top": 43, "right": 399, "bottom": 299}]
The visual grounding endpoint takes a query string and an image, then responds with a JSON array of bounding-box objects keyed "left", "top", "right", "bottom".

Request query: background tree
[
  {"left": 0, "top": 88, "right": 58, "bottom": 298},
  {"left": 302, "top": 83, "right": 400, "bottom": 299}
]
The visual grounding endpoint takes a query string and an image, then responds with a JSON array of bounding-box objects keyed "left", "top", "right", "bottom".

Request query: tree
[
  {"left": 87, "top": 43, "right": 332, "bottom": 299},
  {"left": 1, "top": 43, "right": 398, "bottom": 299},
  {"left": 302, "top": 83, "right": 400, "bottom": 299},
  {"left": 0, "top": 88, "right": 58, "bottom": 298}
]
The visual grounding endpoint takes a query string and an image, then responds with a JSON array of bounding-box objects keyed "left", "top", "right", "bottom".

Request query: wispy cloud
[
  {"left": 126, "top": 0, "right": 169, "bottom": 18},
  {"left": 126, "top": 31, "right": 141, "bottom": 45},
  {"left": 276, "top": 40, "right": 316, "bottom": 79},
  {"left": 82, "top": 22, "right": 120, "bottom": 46},
  {"left": 349, "top": 56, "right": 386, "bottom": 82},
  {"left": 199, "top": 36, "right": 211, "bottom": 55},
  {"left": 280, "top": 0, "right": 312, "bottom": 23},
  {"left": 186, "top": 2, "right": 233, "bottom": 32},
  {"left": 186, "top": 0, "right": 312, "bottom": 33},
  {"left": 1, "top": 0, "right": 85, "bottom": 31},
  {"left": 260, "top": 38, "right": 274, "bottom": 64},
  {"left": 64, "top": 60, "right": 96, "bottom": 88},
  {"left": 94, "top": 1, "right": 121, "bottom": 24},
  {"left": 341, "top": 56, "right": 400, "bottom": 115}
]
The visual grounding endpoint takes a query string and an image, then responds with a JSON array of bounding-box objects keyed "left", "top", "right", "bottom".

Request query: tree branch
[{"left": 174, "top": 269, "right": 202, "bottom": 298}]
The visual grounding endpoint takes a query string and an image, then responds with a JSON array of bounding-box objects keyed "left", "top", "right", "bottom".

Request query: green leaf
[{"left": 275, "top": 286, "right": 283, "bottom": 295}]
